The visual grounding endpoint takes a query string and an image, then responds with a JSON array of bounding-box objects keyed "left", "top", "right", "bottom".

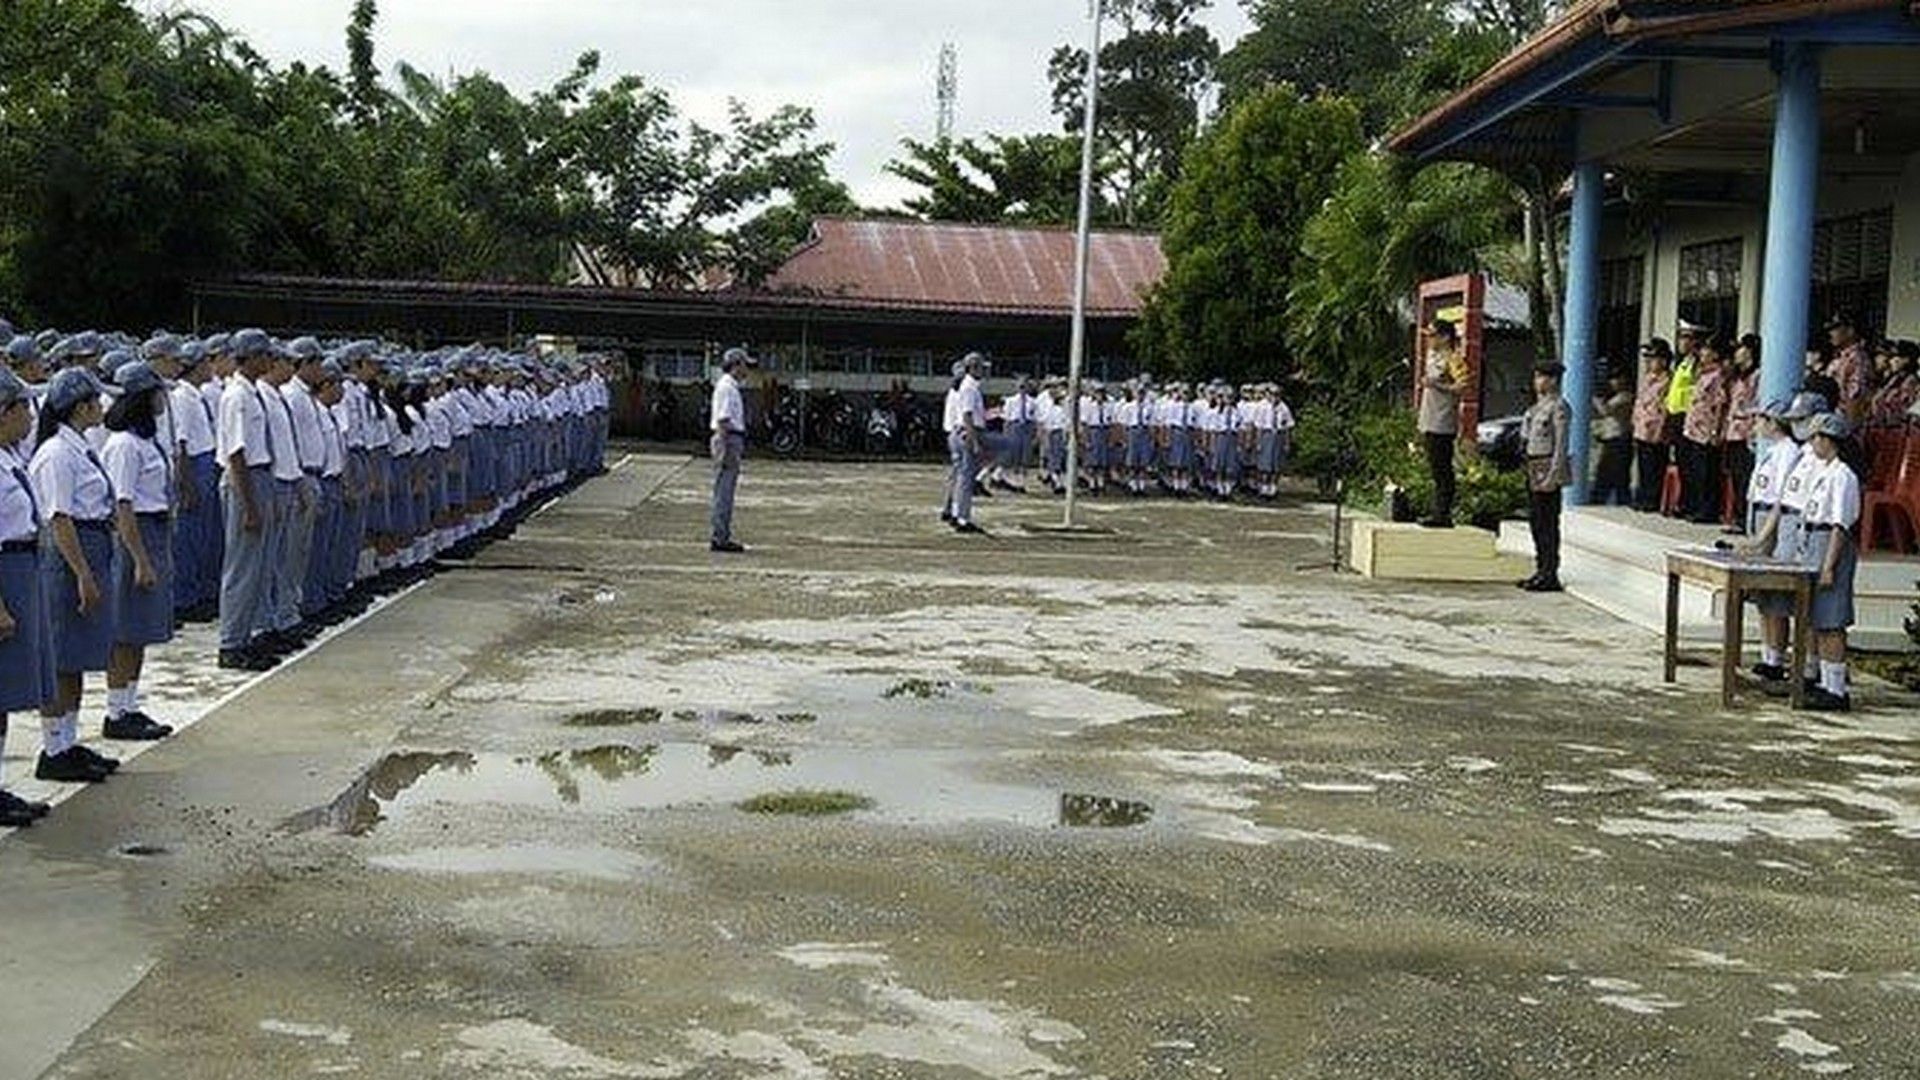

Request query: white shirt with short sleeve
[
  {"left": 102, "top": 430, "right": 172, "bottom": 513},
  {"left": 956, "top": 375, "right": 985, "bottom": 431},
  {"left": 218, "top": 375, "right": 271, "bottom": 468},
  {"left": 1778, "top": 450, "right": 1823, "bottom": 514},
  {"left": 1748, "top": 438, "right": 1801, "bottom": 509},
  {"left": 710, "top": 373, "right": 745, "bottom": 436},
  {"left": 29, "top": 425, "right": 114, "bottom": 524},
  {"left": 1802, "top": 456, "right": 1862, "bottom": 530},
  {"left": 171, "top": 382, "right": 217, "bottom": 456},
  {"left": 282, "top": 377, "right": 329, "bottom": 472},
  {"left": 262, "top": 382, "right": 305, "bottom": 481},
  {"left": 1, "top": 445, "right": 40, "bottom": 542}
]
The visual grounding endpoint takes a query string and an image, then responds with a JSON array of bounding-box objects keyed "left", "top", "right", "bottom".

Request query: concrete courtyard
[{"left": 4, "top": 452, "right": 1919, "bottom": 1079}]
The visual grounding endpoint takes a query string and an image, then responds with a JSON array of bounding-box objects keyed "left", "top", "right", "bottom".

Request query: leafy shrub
[{"left": 1290, "top": 402, "right": 1526, "bottom": 529}]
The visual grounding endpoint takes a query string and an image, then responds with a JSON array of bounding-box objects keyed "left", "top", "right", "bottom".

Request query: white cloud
[{"left": 146, "top": 0, "right": 1252, "bottom": 207}]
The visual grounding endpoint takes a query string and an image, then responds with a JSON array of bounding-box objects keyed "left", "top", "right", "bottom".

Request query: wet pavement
[{"left": 5, "top": 451, "right": 1920, "bottom": 1078}]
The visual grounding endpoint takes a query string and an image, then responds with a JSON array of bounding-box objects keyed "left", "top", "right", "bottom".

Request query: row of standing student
[
  {"left": 982, "top": 378, "right": 1297, "bottom": 503},
  {"left": 0, "top": 329, "right": 610, "bottom": 828}
]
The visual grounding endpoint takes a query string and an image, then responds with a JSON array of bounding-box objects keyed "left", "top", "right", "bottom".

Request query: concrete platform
[
  {"left": 1347, "top": 518, "right": 1533, "bottom": 582},
  {"left": 1498, "top": 505, "right": 1920, "bottom": 651}
]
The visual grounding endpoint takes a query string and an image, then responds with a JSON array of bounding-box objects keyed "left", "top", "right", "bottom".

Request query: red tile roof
[{"left": 752, "top": 217, "right": 1165, "bottom": 317}]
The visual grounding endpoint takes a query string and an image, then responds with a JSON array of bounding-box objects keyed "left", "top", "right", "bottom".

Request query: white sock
[
  {"left": 1820, "top": 661, "right": 1848, "bottom": 697},
  {"left": 63, "top": 712, "right": 79, "bottom": 750},
  {"left": 0, "top": 723, "right": 8, "bottom": 785},
  {"left": 129, "top": 680, "right": 142, "bottom": 713},
  {"left": 1761, "top": 645, "right": 1784, "bottom": 667},
  {"left": 107, "top": 685, "right": 134, "bottom": 718},
  {"left": 1804, "top": 658, "right": 1820, "bottom": 680},
  {"left": 41, "top": 714, "right": 69, "bottom": 756}
]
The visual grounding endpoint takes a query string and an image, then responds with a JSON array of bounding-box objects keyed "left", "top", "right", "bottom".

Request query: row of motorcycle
[{"left": 642, "top": 381, "right": 940, "bottom": 458}]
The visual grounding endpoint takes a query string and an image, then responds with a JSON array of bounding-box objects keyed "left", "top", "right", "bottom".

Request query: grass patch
[
  {"left": 1858, "top": 653, "right": 1920, "bottom": 692},
  {"left": 737, "top": 789, "right": 875, "bottom": 817},
  {"left": 883, "top": 678, "right": 951, "bottom": 700},
  {"left": 564, "top": 707, "right": 662, "bottom": 728},
  {"left": 775, "top": 712, "right": 819, "bottom": 725}
]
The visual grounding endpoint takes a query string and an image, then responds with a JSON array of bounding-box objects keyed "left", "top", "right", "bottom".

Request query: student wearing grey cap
[
  {"left": 27, "top": 368, "right": 123, "bottom": 782},
  {"left": 0, "top": 368, "right": 56, "bottom": 823},
  {"left": 1741, "top": 393, "right": 1820, "bottom": 685},
  {"left": 216, "top": 331, "right": 278, "bottom": 671},
  {"left": 99, "top": 362, "right": 176, "bottom": 741},
  {"left": 709, "top": 347, "right": 754, "bottom": 553},
  {"left": 1797, "top": 412, "right": 1863, "bottom": 710}
]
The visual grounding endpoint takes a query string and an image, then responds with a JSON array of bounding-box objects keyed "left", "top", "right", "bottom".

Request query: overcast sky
[{"left": 149, "top": 1, "right": 1254, "bottom": 209}]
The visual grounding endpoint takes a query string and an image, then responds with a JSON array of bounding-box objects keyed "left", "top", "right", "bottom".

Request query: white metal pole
[{"left": 1063, "top": 0, "right": 1102, "bottom": 529}]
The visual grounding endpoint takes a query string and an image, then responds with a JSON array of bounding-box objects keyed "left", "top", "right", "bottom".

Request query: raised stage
[{"left": 1497, "top": 506, "right": 1919, "bottom": 652}]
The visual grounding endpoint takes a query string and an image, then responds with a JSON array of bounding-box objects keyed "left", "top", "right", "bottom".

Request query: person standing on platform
[
  {"left": 1798, "top": 412, "right": 1863, "bottom": 711},
  {"left": 1519, "top": 361, "right": 1572, "bottom": 594},
  {"left": 1680, "top": 336, "right": 1730, "bottom": 524},
  {"left": 1417, "top": 317, "right": 1467, "bottom": 529},
  {"left": 0, "top": 369, "right": 55, "bottom": 824},
  {"left": 1664, "top": 321, "right": 1705, "bottom": 513},
  {"left": 1591, "top": 366, "right": 1635, "bottom": 507},
  {"left": 1723, "top": 335, "right": 1761, "bottom": 533},
  {"left": 708, "top": 347, "right": 753, "bottom": 553},
  {"left": 99, "top": 361, "right": 176, "bottom": 742},
  {"left": 1825, "top": 313, "right": 1871, "bottom": 423},
  {"left": 1868, "top": 341, "right": 1917, "bottom": 428}
]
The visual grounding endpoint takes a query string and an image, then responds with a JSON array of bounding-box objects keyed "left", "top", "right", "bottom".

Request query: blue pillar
[
  {"left": 1758, "top": 41, "right": 1822, "bottom": 407},
  {"left": 1562, "top": 160, "right": 1604, "bottom": 505}
]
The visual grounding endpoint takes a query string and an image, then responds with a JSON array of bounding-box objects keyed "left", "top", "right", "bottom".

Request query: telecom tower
[{"left": 935, "top": 43, "right": 957, "bottom": 143}]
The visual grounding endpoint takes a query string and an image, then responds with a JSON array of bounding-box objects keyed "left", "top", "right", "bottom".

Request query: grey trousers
[
  {"left": 218, "top": 467, "right": 271, "bottom": 651},
  {"left": 710, "top": 432, "right": 743, "bottom": 544},
  {"left": 948, "top": 430, "right": 976, "bottom": 524}
]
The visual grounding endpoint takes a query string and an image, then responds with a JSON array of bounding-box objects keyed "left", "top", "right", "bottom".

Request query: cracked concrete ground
[{"left": 4, "top": 451, "right": 1919, "bottom": 1079}]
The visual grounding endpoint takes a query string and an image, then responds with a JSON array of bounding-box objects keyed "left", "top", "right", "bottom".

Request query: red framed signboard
[{"left": 1413, "top": 273, "right": 1487, "bottom": 438}]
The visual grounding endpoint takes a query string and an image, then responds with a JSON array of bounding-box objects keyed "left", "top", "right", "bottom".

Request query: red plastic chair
[
  {"left": 1865, "top": 429, "right": 1904, "bottom": 493},
  {"left": 1862, "top": 428, "right": 1920, "bottom": 553}
]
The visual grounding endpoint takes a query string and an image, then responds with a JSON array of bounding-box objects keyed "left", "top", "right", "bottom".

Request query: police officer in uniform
[{"left": 1519, "top": 361, "right": 1573, "bottom": 593}]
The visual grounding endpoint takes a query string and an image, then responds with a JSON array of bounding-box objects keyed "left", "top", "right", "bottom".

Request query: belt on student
[
  {"left": 135, "top": 511, "right": 171, "bottom": 522},
  {"left": 1750, "top": 501, "right": 1774, "bottom": 513},
  {"left": 1805, "top": 523, "right": 1840, "bottom": 532},
  {"left": 73, "top": 518, "right": 112, "bottom": 533},
  {"left": 0, "top": 538, "right": 36, "bottom": 553}
]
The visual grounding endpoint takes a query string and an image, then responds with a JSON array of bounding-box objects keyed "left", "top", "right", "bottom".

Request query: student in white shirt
[
  {"left": 1797, "top": 412, "right": 1863, "bottom": 711},
  {"left": 709, "top": 348, "right": 754, "bottom": 552},
  {"left": 0, "top": 369, "right": 55, "bottom": 824},
  {"left": 1744, "top": 392, "right": 1825, "bottom": 686},
  {"left": 261, "top": 344, "right": 313, "bottom": 648},
  {"left": 946, "top": 353, "right": 988, "bottom": 533},
  {"left": 100, "top": 362, "right": 176, "bottom": 743},
  {"left": 27, "top": 368, "right": 122, "bottom": 783},
  {"left": 165, "top": 340, "right": 221, "bottom": 621},
  {"left": 216, "top": 330, "right": 279, "bottom": 671}
]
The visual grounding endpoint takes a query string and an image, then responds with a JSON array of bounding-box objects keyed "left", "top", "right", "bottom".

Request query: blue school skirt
[
  {"left": 113, "top": 513, "right": 176, "bottom": 647},
  {"left": 44, "top": 521, "right": 114, "bottom": 673},
  {"left": 1756, "top": 511, "right": 1805, "bottom": 618},
  {"left": 1126, "top": 427, "right": 1152, "bottom": 468},
  {"left": 364, "top": 449, "right": 391, "bottom": 534},
  {"left": 1085, "top": 425, "right": 1108, "bottom": 468},
  {"left": 1801, "top": 525, "right": 1857, "bottom": 631},
  {"left": 1168, "top": 428, "right": 1191, "bottom": 469},
  {"left": 0, "top": 545, "right": 54, "bottom": 711},
  {"left": 1256, "top": 430, "right": 1280, "bottom": 472}
]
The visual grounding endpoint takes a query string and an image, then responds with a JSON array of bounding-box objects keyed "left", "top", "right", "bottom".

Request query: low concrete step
[{"left": 1349, "top": 519, "right": 1533, "bottom": 582}]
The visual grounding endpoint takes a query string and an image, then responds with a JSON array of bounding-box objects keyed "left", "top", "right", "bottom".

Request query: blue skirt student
[
  {"left": 1, "top": 369, "right": 55, "bottom": 822},
  {"left": 111, "top": 513, "right": 175, "bottom": 646}
]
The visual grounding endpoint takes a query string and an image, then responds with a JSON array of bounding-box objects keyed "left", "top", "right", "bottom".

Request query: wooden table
[{"left": 1665, "top": 548, "right": 1815, "bottom": 708}]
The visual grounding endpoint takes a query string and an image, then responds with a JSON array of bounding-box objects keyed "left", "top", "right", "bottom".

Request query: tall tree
[
  {"left": 1219, "top": 0, "right": 1445, "bottom": 129},
  {"left": 884, "top": 134, "right": 1090, "bottom": 225},
  {"left": 345, "top": 0, "right": 382, "bottom": 126},
  {"left": 1133, "top": 85, "right": 1363, "bottom": 381},
  {"left": 1049, "top": 0, "right": 1219, "bottom": 226}
]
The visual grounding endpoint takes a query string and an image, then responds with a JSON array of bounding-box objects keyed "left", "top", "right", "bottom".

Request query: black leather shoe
[
  {"left": 1523, "top": 576, "right": 1564, "bottom": 593},
  {"left": 73, "top": 744, "right": 120, "bottom": 773},
  {"left": 1750, "top": 663, "right": 1787, "bottom": 683},
  {"left": 952, "top": 521, "right": 987, "bottom": 535},
  {"left": 940, "top": 510, "right": 954, "bottom": 524},
  {"left": 1803, "top": 687, "right": 1852, "bottom": 712},
  {"left": 104, "top": 713, "right": 174, "bottom": 741},
  {"left": 709, "top": 540, "right": 746, "bottom": 554},
  {"left": 1516, "top": 574, "right": 1541, "bottom": 590},
  {"left": 36, "top": 749, "right": 110, "bottom": 783},
  {"left": 0, "top": 789, "right": 50, "bottom": 823}
]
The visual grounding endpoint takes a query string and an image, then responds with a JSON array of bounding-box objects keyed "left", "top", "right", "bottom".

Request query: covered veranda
[{"left": 1392, "top": 0, "right": 1920, "bottom": 503}]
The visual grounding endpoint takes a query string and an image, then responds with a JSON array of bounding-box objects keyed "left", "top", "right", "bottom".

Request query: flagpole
[{"left": 1062, "top": 0, "right": 1102, "bottom": 529}]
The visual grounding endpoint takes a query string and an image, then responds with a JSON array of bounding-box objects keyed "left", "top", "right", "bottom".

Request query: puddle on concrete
[
  {"left": 564, "top": 707, "right": 661, "bottom": 727},
  {"left": 369, "top": 843, "right": 655, "bottom": 881},
  {"left": 295, "top": 744, "right": 1157, "bottom": 836}
]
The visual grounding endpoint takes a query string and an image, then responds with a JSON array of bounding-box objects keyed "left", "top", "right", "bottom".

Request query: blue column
[
  {"left": 1758, "top": 41, "right": 1822, "bottom": 407},
  {"left": 1562, "top": 160, "right": 1604, "bottom": 505}
]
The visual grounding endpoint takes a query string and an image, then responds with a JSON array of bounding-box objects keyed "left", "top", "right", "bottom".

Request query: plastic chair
[
  {"left": 1862, "top": 427, "right": 1920, "bottom": 553},
  {"left": 1865, "top": 429, "right": 1904, "bottom": 493}
]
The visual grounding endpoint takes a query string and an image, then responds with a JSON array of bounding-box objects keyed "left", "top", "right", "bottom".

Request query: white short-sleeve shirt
[
  {"left": 1778, "top": 450, "right": 1823, "bottom": 514},
  {"left": 1802, "top": 456, "right": 1862, "bottom": 530},
  {"left": 102, "top": 430, "right": 172, "bottom": 513},
  {"left": 171, "top": 382, "right": 217, "bottom": 456},
  {"left": 710, "top": 373, "right": 745, "bottom": 435},
  {"left": 29, "top": 425, "right": 114, "bottom": 523},
  {"left": 1, "top": 448, "right": 40, "bottom": 542},
  {"left": 1748, "top": 438, "right": 1800, "bottom": 507},
  {"left": 262, "top": 382, "right": 305, "bottom": 481},
  {"left": 218, "top": 376, "right": 271, "bottom": 467}
]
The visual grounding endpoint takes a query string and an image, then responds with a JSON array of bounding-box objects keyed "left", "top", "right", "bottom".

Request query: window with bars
[
  {"left": 1678, "top": 238, "right": 1743, "bottom": 339},
  {"left": 1810, "top": 208, "right": 1892, "bottom": 343},
  {"left": 1598, "top": 255, "right": 1644, "bottom": 373}
]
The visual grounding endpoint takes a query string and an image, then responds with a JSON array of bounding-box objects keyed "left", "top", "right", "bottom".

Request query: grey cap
[
  {"left": 721, "top": 347, "right": 757, "bottom": 371},
  {"left": 99, "top": 348, "right": 140, "bottom": 379},
  {"left": 1782, "top": 391, "right": 1829, "bottom": 421},
  {"left": 319, "top": 358, "right": 346, "bottom": 380},
  {"left": 204, "top": 332, "right": 232, "bottom": 356},
  {"left": 44, "top": 368, "right": 108, "bottom": 413},
  {"left": 0, "top": 367, "right": 26, "bottom": 409},
  {"left": 6, "top": 335, "right": 41, "bottom": 365},
  {"left": 231, "top": 328, "right": 273, "bottom": 361},
  {"left": 288, "top": 336, "right": 324, "bottom": 362},
  {"left": 1806, "top": 411, "right": 1852, "bottom": 441},
  {"left": 141, "top": 334, "right": 184, "bottom": 362},
  {"left": 114, "top": 360, "right": 164, "bottom": 396}
]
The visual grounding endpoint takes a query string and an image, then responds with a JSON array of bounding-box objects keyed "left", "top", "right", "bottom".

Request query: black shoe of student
[
  {"left": 1523, "top": 576, "right": 1564, "bottom": 593},
  {"left": 940, "top": 510, "right": 954, "bottom": 524},
  {"left": 0, "top": 796, "right": 37, "bottom": 829},
  {"left": 952, "top": 521, "right": 987, "bottom": 535},
  {"left": 1802, "top": 686, "right": 1852, "bottom": 713},
  {"left": 104, "top": 712, "right": 174, "bottom": 741},
  {"left": 1419, "top": 517, "right": 1455, "bottom": 529},
  {"left": 1750, "top": 662, "right": 1788, "bottom": 683},
  {"left": 73, "top": 744, "right": 120, "bottom": 774},
  {"left": 973, "top": 483, "right": 993, "bottom": 498},
  {"left": 1516, "top": 574, "right": 1541, "bottom": 590},
  {"left": 709, "top": 540, "right": 746, "bottom": 554},
  {"left": 36, "top": 749, "right": 110, "bottom": 783},
  {"left": 0, "top": 789, "right": 51, "bottom": 820}
]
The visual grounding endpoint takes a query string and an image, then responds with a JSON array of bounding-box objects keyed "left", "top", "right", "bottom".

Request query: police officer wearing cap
[
  {"left": 709, "top": 347, "right": 754, "bottom": 553},
  {"left": 1519, "top": 361, "right": 1572, "bottom": 593},
  {"left": 0, "top": 367, "right": 55, "bottom": 824}
]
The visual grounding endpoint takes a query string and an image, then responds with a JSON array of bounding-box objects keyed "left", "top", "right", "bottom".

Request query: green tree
[
  {"left": 884, "top": 133, "right": 1090, "bottom": 225},
  {"left": 1219, "top": 0, "right": 1445, "bottom": 128},
  {"left": 1132, "top": 85, "right": 1363, "bottom": 382},
  {"left": 1286, "top": 152, "right": 1515, "bottom": 401},
  {"left": 1049, "top": 0, "right": 1219, "bottom": 226}
]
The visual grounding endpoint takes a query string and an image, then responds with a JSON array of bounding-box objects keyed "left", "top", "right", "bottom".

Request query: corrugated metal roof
[{"left": 753, "top": 217, "right": 1166, "bottom": 317}]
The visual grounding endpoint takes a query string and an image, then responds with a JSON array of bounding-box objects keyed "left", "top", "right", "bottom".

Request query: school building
[{"left": 1392, "top": 0, "right": 1920, "bottom": 649}]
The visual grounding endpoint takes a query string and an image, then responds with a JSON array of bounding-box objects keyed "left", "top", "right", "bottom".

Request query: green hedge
[{"left": 1291, "top": 403, "right": 1528, "bottom": 529}]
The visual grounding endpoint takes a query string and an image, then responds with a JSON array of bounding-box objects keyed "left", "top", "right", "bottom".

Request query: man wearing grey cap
[
  {"left": 708, "top": 347, "right": 753, "bottom": 553},
  {"left": 215, "top": 331, "right": 279, "bottom": 671},
  {"left": 945, "top": 353, "right": 987, "bottom": 534}
]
